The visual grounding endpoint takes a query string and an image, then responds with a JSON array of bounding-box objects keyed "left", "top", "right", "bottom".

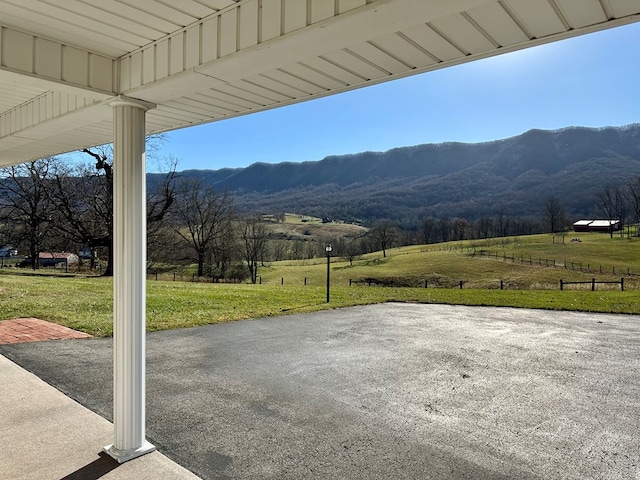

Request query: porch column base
[{"left": 104, "top": 440, "right": 156, "bottom": 464}]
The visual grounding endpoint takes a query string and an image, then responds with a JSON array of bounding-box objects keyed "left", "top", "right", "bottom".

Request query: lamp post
[{"left": 325, "top": 244, "right": 332, "bottom": 303}]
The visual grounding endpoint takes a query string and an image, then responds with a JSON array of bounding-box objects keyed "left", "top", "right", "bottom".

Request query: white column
[{"left": 104, "top": 96, "right": 156, "bottom": 463}]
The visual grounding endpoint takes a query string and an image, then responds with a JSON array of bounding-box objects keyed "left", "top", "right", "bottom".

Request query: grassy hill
[
  {"left": 258, "top": 232, "right": 640, "bottom": 290},
  {"left": 267, "top": 213, "right": 367, "bottom": 240}
]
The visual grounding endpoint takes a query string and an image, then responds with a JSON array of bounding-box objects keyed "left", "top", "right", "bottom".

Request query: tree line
[{"left": 0, "top": 141, "right": 272, "bottom": 283}]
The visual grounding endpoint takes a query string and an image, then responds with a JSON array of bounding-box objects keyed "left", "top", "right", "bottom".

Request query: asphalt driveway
[{"left": 1, "top": 303, "right": 638, "bottom": 479}]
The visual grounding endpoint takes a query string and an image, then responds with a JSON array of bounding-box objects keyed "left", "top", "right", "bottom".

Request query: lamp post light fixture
[{"left": 325, "top": 244, "right": 332, "bottom": 303}]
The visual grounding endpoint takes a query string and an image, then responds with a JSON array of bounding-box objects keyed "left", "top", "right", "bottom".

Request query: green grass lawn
[
  {"left": 2, "top": 268, "right": 640, "bottom": 337},
  {"left": 259, "top": 232, "right": 640, "bottom": 290},
  {"left": 453, "top": 232, "right": 640, "bottom": 273},
  {"left": 2, "top": 231, "right": 639, "bottom": 337}
]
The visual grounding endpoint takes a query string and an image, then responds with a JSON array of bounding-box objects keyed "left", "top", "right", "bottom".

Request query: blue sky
[{"left": 159, "top": 21, "right": 640, "bottom": 172}]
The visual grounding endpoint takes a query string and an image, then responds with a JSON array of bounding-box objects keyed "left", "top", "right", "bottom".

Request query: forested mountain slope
[{"left": 154, "top": 124, "right": 640, "bottom": 223}]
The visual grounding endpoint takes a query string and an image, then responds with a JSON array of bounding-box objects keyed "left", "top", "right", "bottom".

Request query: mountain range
[{"left": 154, "top": 124, "right": 640, "bottom": 225}]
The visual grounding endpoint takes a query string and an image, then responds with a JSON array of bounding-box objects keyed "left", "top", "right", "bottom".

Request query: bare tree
[
  {"left": 171, "top": 179, "right": 234, "bottom": 277},
  {"left": 269, "top": 239, "right": 287, "bottom": 262},
  {"left": 496, "top": 211, "right": 510, "bottom": 238},
  {"left": 626, "top": 176, "right": 640, "bottom": 236},
  {"left": 476, "top": 216, "right": 493, "bottom": 239},
  {"left": 301, "top": 239, "right": 317, "bottom": 260},
  {"left": 48, "top": 152, "right": 113, "bottom": 272},
  {"left": 595, "top": 186, "right": 625, "bottom": 238},
  {"left": 420, "top": 217, "right": 437, "bottom": 244},
  {"left": 47, "top": 143, "right": 176, "bottom": 275},
  {"left": 370, "top": 220, "right": 398, "bottom": 258},
  {"left": 543, "top": 197, "right": 566, "bottom": 243},
  {"left": 439, "top": 217, "right": 452, "bottom": 243},
  {"left": 146, "top": 157, "right": 178, "bottom": 267},
  {"left": 237, "top": 216, "right": 269, "bottom": 283},
  {"left": 0, "top": 158, "right": 56, "bottom": 269},
  {"left": 345, "top": 239, "right": 362, "bottom": 266},
  {"left": 451, "top": 217, "right": 469, "bottom": 241}
]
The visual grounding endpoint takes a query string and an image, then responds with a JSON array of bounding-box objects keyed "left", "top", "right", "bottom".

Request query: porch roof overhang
[{"left": 1, "top": 0, "right": 639, "bottom": 167}]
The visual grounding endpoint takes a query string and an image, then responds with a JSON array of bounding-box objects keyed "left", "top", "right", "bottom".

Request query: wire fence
[
  {"left": 143, "top": 274, "right": 633, "bottom": 291},
  {"left": 146, "top": 271, "right": 246, "bottom": 283},
  {"left": 470, "top": 249, "right": 638, "bottom": 276}
]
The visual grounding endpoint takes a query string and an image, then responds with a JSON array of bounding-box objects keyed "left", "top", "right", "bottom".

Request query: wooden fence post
[
  {"left": 621, "top": 277, "right": 624, "bottom": 291},
  {"left": 560, "top": 279, "right": 564, "bottom": 290},
  {"left": 459, "top": 281, "right": 463, "bottom": 289},
  {"left": 500, "top": 280, "right": 504, "bottom": 290},
  {"left": 591, "top": 278, "right": 595, "bottom": 291}
]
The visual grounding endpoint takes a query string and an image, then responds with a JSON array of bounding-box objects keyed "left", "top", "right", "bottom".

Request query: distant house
[
  {"left": 40, "top": 252, "right": 79, "bottom": 267},
  {"left": 19, "top": 252, "right": 80, "bottom": 268},
  {"left": 572, "top": 219, "right": 621, "bottom": 233}
]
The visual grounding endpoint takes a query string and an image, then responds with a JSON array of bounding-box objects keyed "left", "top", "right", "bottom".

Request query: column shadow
[{"left": 60, "top": 452, "right": 119, "bottom": 480}]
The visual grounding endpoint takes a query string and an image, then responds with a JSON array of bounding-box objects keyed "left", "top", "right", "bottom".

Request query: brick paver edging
[{"left": 0, "top": 318, "right": 91, "bottom": 345}]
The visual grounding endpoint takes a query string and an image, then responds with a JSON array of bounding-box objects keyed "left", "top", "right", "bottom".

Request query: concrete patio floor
[
  {"left": 0, "top": 354, "right": 201, "bottom": 480},
  {"left": 1, "top": 303, "right": 638, "bottom": 479}
]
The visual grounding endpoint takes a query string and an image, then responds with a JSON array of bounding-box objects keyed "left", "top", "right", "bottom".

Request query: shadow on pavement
[{"left": 60, "top": 452, "right": 119, "bottom": 480}]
